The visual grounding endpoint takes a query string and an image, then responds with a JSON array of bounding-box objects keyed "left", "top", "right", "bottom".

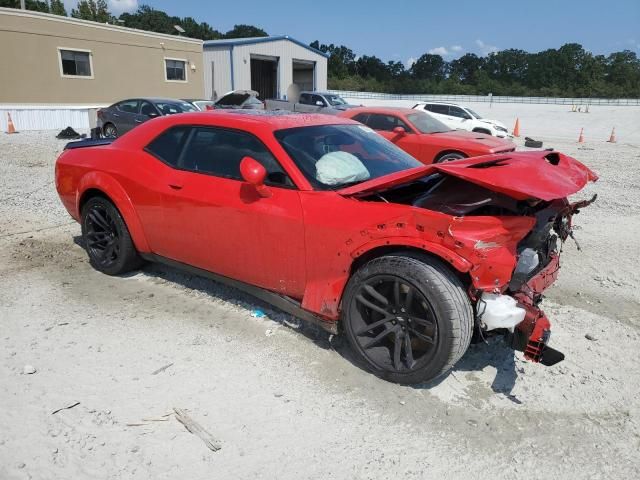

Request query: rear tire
[
  {"left": 81, "top": 197, "right": 142, "bottom": 275},
  {"left": 103, "top": 123, "right": 118, "bottom": 138},
  {"left": 342, "top": 255, "right": 473, "bottom": 384},
  {"left": 436, "top": 152, "right": 466, "bottom": 163}
]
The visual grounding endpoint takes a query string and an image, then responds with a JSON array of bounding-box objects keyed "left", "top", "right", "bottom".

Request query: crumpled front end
[{"left": 353, "top": 151, "right": 598, "bottom": 366}]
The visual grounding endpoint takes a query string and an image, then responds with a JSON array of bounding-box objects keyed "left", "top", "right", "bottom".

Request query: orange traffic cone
[
  {"left": 512, "top": 118, "right": 520, "bottom": 137},
  {"left": 607, "top": 127, "right": 616, "bottom": 143},
  {"left": 578, "top": 128, "right": 584, "bottom": 143},
  {"left": 6, "top": 112, "right": 17, "bottom": 134}
]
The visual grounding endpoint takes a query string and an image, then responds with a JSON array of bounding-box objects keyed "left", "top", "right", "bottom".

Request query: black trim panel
[{"left": 140, "top": 253, "right": 339, "bottom": 334}]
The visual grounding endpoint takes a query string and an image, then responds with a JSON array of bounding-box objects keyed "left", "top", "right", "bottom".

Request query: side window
[
  {"left": 449, "top": 106, "right": 470, "bottom": 119},
  {"left": 427, "top": 104, "right": 449, "bottom": 115},
  {"left": 181, "top": 127, "right": 294, "bottom": 187},
  {"left": 352, "top": 113, "right": 369, "bottom": 124},
  {"left": 117, "top": 100, "right": 139, "bottom": 114},
  {"left": 145, "top": 126, "right": 191, "bottom": 167},
  {"left": 366, "top": 114, "right": 409, "bottom": 132},
  {"left": 311, "top": 95, "right": 326, "bottom": 106},
  {"left": 140, "top": 101, "right": 158, "bottom": 117},
  {"left": 299, "top": 94, "right": 311, "bottom": 105}
]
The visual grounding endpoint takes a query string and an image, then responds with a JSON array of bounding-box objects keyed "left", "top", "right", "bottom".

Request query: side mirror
[
  {"left": 391, "top": 126, "right": 406, "bottom": 141},
  {"left": 315, "top": 100, "right": 324, "bottom": 107},
  {"left": 240, "top": 156, "right": 271, "bottom": 198}
]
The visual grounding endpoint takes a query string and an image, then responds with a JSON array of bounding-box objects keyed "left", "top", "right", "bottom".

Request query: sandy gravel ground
[{"left": 1, "top": 126, "right": 639, "bottom": 479}]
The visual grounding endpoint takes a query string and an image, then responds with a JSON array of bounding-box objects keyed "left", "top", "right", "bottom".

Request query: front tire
[
  {"left": 342, "top": 255, "right": 473, "bottom": 384},
  {"left": 81, "top": 197, "right": 142, "bottom": 275},
  {"left": 436, "top": 152, "right": 466, "bottom": 163}
]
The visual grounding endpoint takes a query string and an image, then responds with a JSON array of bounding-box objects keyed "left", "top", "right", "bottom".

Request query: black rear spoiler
[{"left": 64, "top": 138, "right": 114, "bottom": 150}]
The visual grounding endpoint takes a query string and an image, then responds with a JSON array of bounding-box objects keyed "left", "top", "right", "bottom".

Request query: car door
[
  {"left": 361, "top": 113, "right": 425, "bottom": 161},
  {"left": 423, "top": 104, "right": 454, "bottom": 128},
  {"left": 296, "top": 93, "right": 317, "bottom": 113},
  {"left": 112, "top": 99, "right": 140, "bottom": 134},
  {"left": 135, "top": 100, "right": 160, "bottom": 127},
  {"left": 447, "top": 106, "right": 473, "bottom": 131},
  {"left": 154, "top": 126, "right": 307, "bottom": 297}
]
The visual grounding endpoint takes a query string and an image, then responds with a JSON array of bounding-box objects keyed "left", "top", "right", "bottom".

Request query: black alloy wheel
[
  {"left": 81, "top": 197, "right": 142, "bottom": 275},
  {"left": 103, "top": 123, "right": 118, "bottom": 138},
  {"left": 350, "top": 275, "right": 438, "bottom": 373}
]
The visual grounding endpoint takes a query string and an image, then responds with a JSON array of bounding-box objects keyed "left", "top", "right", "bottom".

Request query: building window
[
  {"left": 165, "top": 59, "right": 186, "bottom": 82},
  {"left": 59, "top": 49, "right": 92, "bottom": 77}
]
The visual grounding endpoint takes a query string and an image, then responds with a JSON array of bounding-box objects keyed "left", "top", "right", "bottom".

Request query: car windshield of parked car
[
  {"left": 467, "top": 108, "right": 482, "bottom": 119},
  {"left": 155, "top": 101, "right": 197, "bottom": 115},
  {"left": 407, "top": 113, "right": 453, "bottom": 134},
  {"left": 275, "top": 124, "right": 422, "bottom": 190},
  {"left": 325, "top": 94, "right": 348, "bottom": 106}
]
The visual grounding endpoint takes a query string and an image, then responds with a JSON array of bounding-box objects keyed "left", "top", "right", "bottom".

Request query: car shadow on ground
[{"left": 73, "top": 236, "right": 521, "bottom": 398}]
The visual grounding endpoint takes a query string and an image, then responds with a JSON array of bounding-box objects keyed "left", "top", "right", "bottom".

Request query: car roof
[
  {"left": 113, "top": 97, "right": 190, "bottom": 104},
  {"left": 415, "top": 101, "right": 460, "bottom": 107},
  {"left": 345, "top": 106, "right": 418, "bottom": 115},
  {"left": 149, "top": 110, "right": 359, "bottom": 131}
]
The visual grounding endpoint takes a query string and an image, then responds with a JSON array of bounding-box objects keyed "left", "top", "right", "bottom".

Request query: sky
[{"left": 67, "top": 0, "right": 640, "bottom": 67}]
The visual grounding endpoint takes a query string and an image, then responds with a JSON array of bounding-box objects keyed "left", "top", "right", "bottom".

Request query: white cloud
[
  {"left": 476, "top": 39, "right": 499, "bottom": 55},
  {"left": 108, "top": 0, "right": 138, "bottom": 13},
  {"left": 428, "top": 46, "right": 449, "bottom": 56},
  {"left": 405, "top": 57, "right": 417, "bottom": 68},
  {"left": 451, "top": 45, "right": 463, "bottom": 52}
]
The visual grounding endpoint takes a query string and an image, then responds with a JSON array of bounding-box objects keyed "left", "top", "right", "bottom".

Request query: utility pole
[{"left": 20, "top": 0, "right": 26, "bottom": 9}]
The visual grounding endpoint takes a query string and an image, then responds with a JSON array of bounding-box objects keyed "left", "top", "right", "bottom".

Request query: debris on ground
[
  {"left": 585, "top": 333, "right": 598, "bottom": 341},
  {"left": 55, "top": 127, "right": 86, "bottom": 140},
  {"left": 151, "top": 363, "right": 174, "bottom": 375},
  {"left": 250, "top": 309, "right": 266, "bottom": 318},
  {"left": 23, "top": 365, "right": 36, "bottom": 374},
  {"left": 173, "top": 408, "right": 221, "bottom": 452},
  {"left": 51, "top": 401, "right": 80, "bottom": 415}
]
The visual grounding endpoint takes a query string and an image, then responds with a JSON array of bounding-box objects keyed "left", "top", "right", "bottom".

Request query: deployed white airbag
[{"left": 315, "top": 151, "right": 370, "bottom": 186}]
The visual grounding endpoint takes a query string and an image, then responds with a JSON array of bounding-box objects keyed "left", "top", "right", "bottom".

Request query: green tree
[
  {"left": 71, "top": 0, "right": 114, "bottom": 23},
  {"left": 410, "top": 54, "right": 447, "bottom": 81},
  {"left": 223, "top": 24, "right": 267, "bottom": 39},
  {"left": 49, "top": 0, "right": 67, "bottom": 16}
]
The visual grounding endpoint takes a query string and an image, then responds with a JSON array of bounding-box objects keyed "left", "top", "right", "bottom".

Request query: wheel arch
[
  {"left": 76, "top": 173, "right": 151, "bottom": 253},
  {"left": 301, "top": 238, "right": 473, "bottom": 321}
]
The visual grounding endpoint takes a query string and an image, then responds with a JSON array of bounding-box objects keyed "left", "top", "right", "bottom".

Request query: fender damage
[{"left": 340, "top": 151, "right": 598, "bottom": 366}]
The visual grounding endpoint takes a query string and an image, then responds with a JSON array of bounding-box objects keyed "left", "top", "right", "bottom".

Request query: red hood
[
  {"left": 338, "top": 151, "right": 598, "bottom": 201},
  {"left": 429, "top": 130, "right": 515, "bottom": 152}
]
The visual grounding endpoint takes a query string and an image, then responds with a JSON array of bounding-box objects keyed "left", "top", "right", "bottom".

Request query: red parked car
[
  {"left": 55, "top": 111, "right": 597, "bottom": 384},
  {"left": 339, "top": 106, "right": 516, "bottom": 163}
]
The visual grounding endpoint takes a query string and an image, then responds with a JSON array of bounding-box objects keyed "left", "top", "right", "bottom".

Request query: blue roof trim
[{"left": 203, "top": 35, "right": 329, "bottom": 58}]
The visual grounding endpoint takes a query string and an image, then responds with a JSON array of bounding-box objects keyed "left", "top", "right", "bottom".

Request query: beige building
[{"left": 0, "top": 7, "right": 203, "bottom": 130}]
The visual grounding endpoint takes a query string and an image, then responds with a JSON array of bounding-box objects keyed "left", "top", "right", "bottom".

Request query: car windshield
[
  {"left": 155, "top": 101, "right": 197, "bottom": 115},
  {"left": 275, "top": 124, "right": 422, "bottom": 190},
  {"left": 325, "top": 94, "right": 348, "bottom": 106},
  {"left": 407, "top": 113, "right": 453, "bottom": 134},
  {"left": 467, "top": 108, "right": 482, "bottom": 119}
]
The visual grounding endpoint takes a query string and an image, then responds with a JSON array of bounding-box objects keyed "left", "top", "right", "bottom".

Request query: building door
[{"left": 250, "top": 56, "right": 278, "bottom": 100}]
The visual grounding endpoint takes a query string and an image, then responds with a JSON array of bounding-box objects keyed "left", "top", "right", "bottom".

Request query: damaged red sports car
[{"left": 55, "top": 111, "right": 597, "bottom": 384}]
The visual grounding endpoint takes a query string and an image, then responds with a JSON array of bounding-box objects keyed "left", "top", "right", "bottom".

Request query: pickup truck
[{"left": 265, "top": 92, "right": 357, "bottom": 115}]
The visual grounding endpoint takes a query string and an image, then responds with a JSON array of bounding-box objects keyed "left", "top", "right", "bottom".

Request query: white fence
[
  {"left": 328, "top": 90, "right": 640, "bottom": 106},
  {"left": 0, "top": 104, "right": 106, "bottom": 132}
]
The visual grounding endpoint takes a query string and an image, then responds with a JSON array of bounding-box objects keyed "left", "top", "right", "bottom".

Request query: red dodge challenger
[
  {"left": 55, "top": 111, "right": 597, "bottom": 384},
  {"left": 339, "top": 106, "right": 516, "bottom": 163}
]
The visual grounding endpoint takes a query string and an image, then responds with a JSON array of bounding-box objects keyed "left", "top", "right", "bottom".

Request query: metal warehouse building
[
  {"left": 203, "top": 36, "right": 328, "bottom": 102},
  {"left": 0, "top": 7, "right": 203, "bottom": 130}
]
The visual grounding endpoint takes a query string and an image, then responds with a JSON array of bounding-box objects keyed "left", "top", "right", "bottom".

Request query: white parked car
[{"left": 412, "top": 102, "right": 510, "bottom": 138}]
